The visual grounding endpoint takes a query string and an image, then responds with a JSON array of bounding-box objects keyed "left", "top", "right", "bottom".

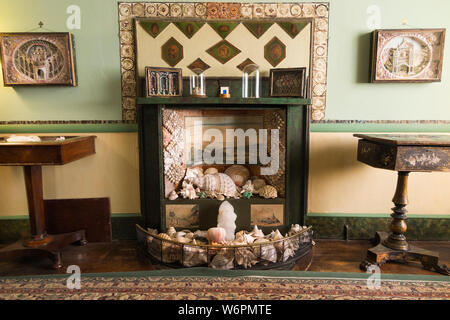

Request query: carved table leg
[{"left": 360, "top": 172, "right": 449, "bottom": 276}]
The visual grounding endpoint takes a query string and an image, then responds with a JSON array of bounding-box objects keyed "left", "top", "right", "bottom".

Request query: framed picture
[
  {"left": 270, "top": 67, "right": 306, "bottom": 97},
  {"left": 371, "top": 29, "right": 446, "bottom": 83},
  {"left": 165, "top": 204, "right": 199, "bottom": 229},
  {"left": 145, "top": 66, "right": 182, "bottom": 97},
  {"left": 250, "top": 204, "right": 284, "bottom": 227},
  {"left": 0, "top": 32, "right": 77, "bottom": 86}
]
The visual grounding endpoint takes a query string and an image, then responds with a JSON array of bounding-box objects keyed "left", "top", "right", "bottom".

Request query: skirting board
[{"left": 0, "top": 214, "right": 448, "bottom": 243}]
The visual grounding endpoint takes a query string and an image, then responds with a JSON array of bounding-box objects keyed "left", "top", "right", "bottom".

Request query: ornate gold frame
[{"left": 118, "top": 2, "right": 329, "bottom": 121}]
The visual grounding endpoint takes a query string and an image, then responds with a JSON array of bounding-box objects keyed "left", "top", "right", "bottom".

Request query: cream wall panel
[
  {"left": 136, "top": 21, "right": 311, "bottom": 77},
  {"left": 0, "top": 132, "right": 448, "bottom": 217},
  {"left": 308, "top": 132, "right": 450, "bottom": 215},
  {"left": 0, "top": 133, "right": 140, "bottom": 216}
]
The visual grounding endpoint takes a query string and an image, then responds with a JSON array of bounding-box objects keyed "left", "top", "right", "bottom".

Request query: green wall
[{"left": 0, "top": 0, "right": 449, "bottom": 122}]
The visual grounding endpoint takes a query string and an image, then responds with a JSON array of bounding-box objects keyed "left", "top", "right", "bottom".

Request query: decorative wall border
[{"left": 118, "top": 2, "right": 330, "bottom": 121}]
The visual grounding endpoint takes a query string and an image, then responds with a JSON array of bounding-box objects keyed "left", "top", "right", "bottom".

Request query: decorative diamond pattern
[
  {"left": 161, "top": 37, "right": 184, "bottom": 67},
  {"left": 264, "top": 37, "right": 286, "bottom": 67},
  {"left": 236, "top": 58, "right": 256, "bottom": 71},
  {"left": 139, "top": 21, "right": 170, "bottom": 38},
  {"left": 187, "top": 58, "right": 211, "bottom": 74},
  {"left": 277, "top": 22, "right": 309, "bottom": 39},
  {"left": 206, "top": 40, "right": 241, "bottom": 64},
  {"left": 173, "top": 22, "right": 205, "bottom": 39},
  {"left": 208, "top": 22, "right": 240, "bottom": 39},
  {"left": 242, "top": 22, "right": 273, "bottom": 39}
]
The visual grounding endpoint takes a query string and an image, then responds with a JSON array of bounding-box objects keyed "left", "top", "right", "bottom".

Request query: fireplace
[{"left": 136, "top": 97, "right": 310, "bottom": 234}]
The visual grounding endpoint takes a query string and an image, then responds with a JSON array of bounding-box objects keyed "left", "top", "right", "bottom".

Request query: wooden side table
[
  {"left": 354, "top": 134, "right": 449, "bottom": 276},
  {"left": 0, "top": 135, "right": 96, "bottom": 268}
]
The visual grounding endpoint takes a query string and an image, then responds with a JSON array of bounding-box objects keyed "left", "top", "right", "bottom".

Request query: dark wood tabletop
[{"left": 354, "top": 134, "right": 450, "bottom": 146}]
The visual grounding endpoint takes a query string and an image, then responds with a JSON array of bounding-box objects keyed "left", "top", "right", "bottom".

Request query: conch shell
[
  {"left": 210, "top": 248, "right": 234, "bottom": 270},
  {"left": 250, "top": 225, "right": 265, "bottom": 238},
  {"left": 193, "top": 173, "right": 237, "bottom": 197},
  {"left": 183, "top": 245, "right": 207, "bottom": 267},
  {"left": 206, "top": 227, "right": 227, "bottom": 244},
  {"left": 235, "top": 247, "right": 258, "bottom": 269},
  {"left": 224, "top": 165, "right": 250, "bottom": 187}
]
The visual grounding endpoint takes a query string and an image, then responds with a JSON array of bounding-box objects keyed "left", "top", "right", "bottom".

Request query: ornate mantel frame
[{"left": 118, "top": 2, "right": 330, "bottom": 121}]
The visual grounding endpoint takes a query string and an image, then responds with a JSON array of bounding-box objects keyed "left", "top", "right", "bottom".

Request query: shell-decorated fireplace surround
[{"left": 118, "top": 2, "right": 329, "bottom": 121}]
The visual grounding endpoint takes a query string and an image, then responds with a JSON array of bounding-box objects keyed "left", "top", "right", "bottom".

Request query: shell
[
  {"left": 158, "top": 233, "right": 172, "bottom": 240},
  {"left": 147, "top": 228, "right": 158, "bottom": 235},
  {"left": 167, "top": 227, "right": 176, "bottom": 237},
  {"left": 194, "top": 230, "right": 208, "bottom": 239},
  {"left": 168, "top": 190, "right": 178, "bottom": 200},
  {"left": 216, "top": 194, "right": 225, "bottom": 201},
  {"left": 210, "top": 248, "right": 234, "bottom": 270},
  {"left": 282, "top": 239, "right": 297, "bottom": 262},
  {"left": 254, "top": 243, "right": 277, "bottom": 264},
  {"left": 258, "top": 185, "right": 278, "bottom": 199},
  {"left": 235, "top": 247, "right": 258, "bottom": 269},
  {"left": 271, "top": 229, "right": 284, "bottom": 241},
  {"left": 288, "top": 224, "right": 302, "bottom": 236},
  {"left": 224, "top": 165, "right": 250, "bottom": 187},
  {"left": 250, "top": 225, "right": 265, "bottom": 238},
  {"left": 162, "top": 243, "right": 182, "bottom": 263},
  {"left": 193, "top": 173, "right": 237, "bottom": 197},
  {"left": 242, "top": 233, "right": 255, "bottom": 244},
  {"left": 185, "top": 232, "right": 195, "bottom": 239},
  {"left": 204, "top": 167, "right": 219, "bottom": 175},
  {"left": 241, "top": 180, "right": 255, "bottom": 194},
  {"left": 175, "top": 236, "right": 191, "bottom": 244},
  {"left": 206, "top": 227, "right": 227, "bottom": 244},
  {"left": 183, "top": 245, "right": 207, "bottom": 267},
  {"left": 252, "top": 178, "right": 266, "bottom": 192},
  {"left": 174, "top": 231, "right": 186, "bottom": 238},
  {"left": 180, "top": 182, "right": 198, "bottom": 199}
]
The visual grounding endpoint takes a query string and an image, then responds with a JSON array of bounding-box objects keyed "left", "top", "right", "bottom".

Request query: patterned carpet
[{"left": 0, "top": 269, "right": 448, "bottom": 300}]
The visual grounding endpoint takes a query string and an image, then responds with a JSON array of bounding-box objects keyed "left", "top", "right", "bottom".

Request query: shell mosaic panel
[{"left": 118, "top": 2, "right": 330, "bottom": 122}]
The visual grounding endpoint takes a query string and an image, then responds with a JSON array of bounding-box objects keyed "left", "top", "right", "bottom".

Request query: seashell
[
  {"left": 175, "top": 231, "right": 186, "bottom": 238},
  {"left": 235, "top": 247, "right": 258, "bottom": 269},
  {"left": 175, "top": 236, "right": 191, "bottom": 244},
  {"left": 288, "top": 224, "right": 302, "bottom": 236},
  {"left": 241, "top": 180, "right": 255, "bottom": 194},
  {"left": 158, "top": 233, "right": 172, "bottom": 240},
  {"left": 235, "top": 230, "right": 246, "bottom": 239},
  {"left": 193, "top": 173, "right": 237, "bottom": 197},
  {"left": 225, "top": 165, "right": 250, "bottom": 187},
  {"left": 216, "top": 194, "right": 225, "bottom": 201},
  {"left": 242, "top": 233, "right": 255, "bottom": 244},
  {"left": 254, "top": 238, "right": 270, "bottom": 244},
  {"left": 254, "top": 243, "right": 277, "bottom": 264},
  {"left": 258, "top": 185, "right": 278, "bottom": 199},
  {"left": 204, "top": 167, "right": 219, "bottom": 175},
  {"left": 206, "top": 227, "right": 227, "bottom": 244},
  {"left": 194, "top": 230, "right": 208, "bottom": 238},
  {"left": 183, "top": 245, "right": 207, "bottom": 267},
  {"left": 252, "top": 178, "right": 266, "bottom": 192},
  {"left": 147, "top": 228, "right": 158, "bottom": 235},
  {"left": 167, "top": 227, "right": 176, "bottom": 237},
  {"left": 168, "top": 190, "right": 178, "bottom": 200},
  {"left": 250, "top": 225, "right": 265, "bottom": 238},
  {"left": 162, "top": 242, "right": 182, "bottom": 263},
  {"left": 184, "top": 167, "right": 204, "bottom": 181},
  {"left": 210, "top": 248, "right": 234, "bottom": 270},
  {"left": 180, "top": 181, "right": 198, "bottom": 199},
  {"left": 282, "top": 239, "right": 297, "bottom": 262},
  {"left": 185, "top": 232, "right": 195, "bottom": 239},
  {"left": 217, "top": 201, "right": 237, "bottom": 241},
  {"left": 271, "top": 229, "right": 284, "bottom": 241}
]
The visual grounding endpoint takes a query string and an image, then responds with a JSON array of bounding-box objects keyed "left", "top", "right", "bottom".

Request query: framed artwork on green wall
[
  {"left": 0, "top": 32, "right": 77, "bottom": 86},
  {"left": 371, "top": 29, "right": 446, "bottom": 83}
]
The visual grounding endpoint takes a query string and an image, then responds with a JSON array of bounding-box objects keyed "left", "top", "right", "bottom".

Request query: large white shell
[
  {"left": 250, "top": 225, "right": 265, "bottom": 238},
  {"left": 193, "top": 173, "right": 237, "bottom": 197},
  {"left": 224, "top": 165, "right": 250, "bottom": 187}
]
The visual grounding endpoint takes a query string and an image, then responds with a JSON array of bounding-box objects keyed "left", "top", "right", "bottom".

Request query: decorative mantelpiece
[{"left": 118, "top": 2, "right": 329, "bottom": 121}]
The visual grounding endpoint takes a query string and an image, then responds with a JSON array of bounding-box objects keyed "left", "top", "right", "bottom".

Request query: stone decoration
[{"left": 161, "top": 37, "right": 184, "bottom": 67}]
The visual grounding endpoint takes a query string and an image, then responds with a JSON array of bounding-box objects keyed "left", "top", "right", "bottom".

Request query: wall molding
[{"left": 0, "top": 213, "right": 447, "bottom": 243}]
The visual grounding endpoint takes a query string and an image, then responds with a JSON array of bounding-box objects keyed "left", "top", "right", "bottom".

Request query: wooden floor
[{"left": 0, "top": 240, "right": 448, "bottom": 277}]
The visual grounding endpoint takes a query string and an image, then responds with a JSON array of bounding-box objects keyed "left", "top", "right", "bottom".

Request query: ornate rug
[{"left": 0, "top": 269, "right": 448, "bottom": 300}]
